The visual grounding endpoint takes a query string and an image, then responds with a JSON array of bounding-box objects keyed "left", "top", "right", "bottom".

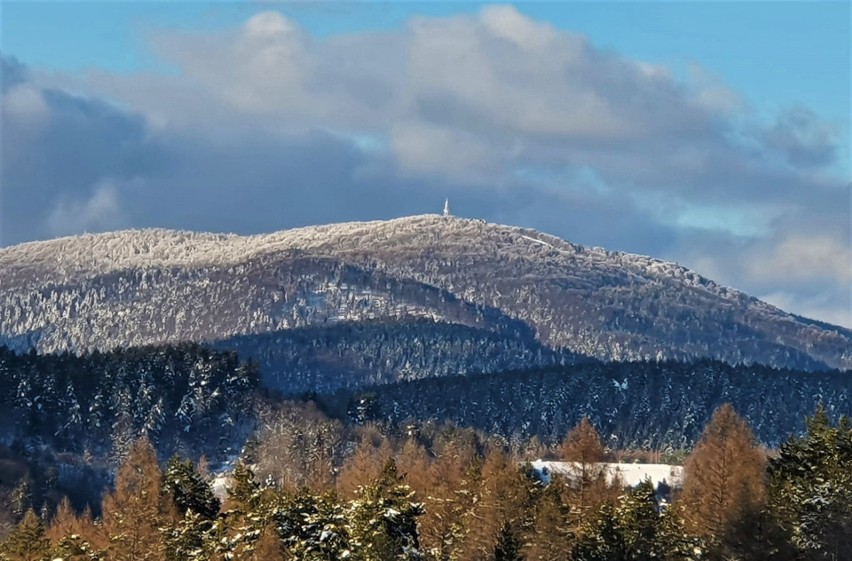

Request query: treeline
[
  {"left": 329, "top": 360, "right": 852, "bottom": 448},
  {"left": 2, "top": 403, "right": 850, "bottom": 560}
]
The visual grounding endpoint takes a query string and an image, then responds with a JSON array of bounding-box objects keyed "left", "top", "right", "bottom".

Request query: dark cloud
[
  {"left": 1, "top": 81, "right": 171, "bottom": 244},
  {"left": 0, "top": 54, "right": 28, "bottom": 92},
  {"left": 762, "top": 106, "right": 839, "bottom": 168}
]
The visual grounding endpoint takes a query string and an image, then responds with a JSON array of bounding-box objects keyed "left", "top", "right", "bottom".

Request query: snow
[
  {"left": 531, "top": 460, "right": 685, "bottom": 489},
  {"left": 210, "top": 454, "right": 242, "bottom": 500},
  {"left": 518, "top": 234, "right": 555, "bottom": 249},
  {"left": 1, "top": 213, "right": 846, "bottom": 370},
  {"left": 211, "top": 473, "right": 230, "bottom": 500},
  {"left": 0, "top": 215, "right": 735, "bottom": 298}
]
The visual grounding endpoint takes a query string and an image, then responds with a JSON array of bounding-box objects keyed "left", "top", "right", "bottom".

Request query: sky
[{"left": 1, "top": 1, "right": 850, "bottom": 327}]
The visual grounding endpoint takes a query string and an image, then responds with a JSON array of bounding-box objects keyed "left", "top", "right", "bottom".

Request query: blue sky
[{"left": 1, "top": 1, "right": 850, "bottom": 326}]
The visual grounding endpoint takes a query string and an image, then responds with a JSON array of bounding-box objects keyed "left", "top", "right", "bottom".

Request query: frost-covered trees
[
  {"left": 0, "top": 344, "right": 258, "bottom": 465},
  {"left": 356, "top": 359, "right": 851, "bottom": 450},
  {"left": 3, "top": 217, "right": 848, "bottom": 380}
]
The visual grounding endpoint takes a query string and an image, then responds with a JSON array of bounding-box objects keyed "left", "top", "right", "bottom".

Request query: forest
[
  {"left": 0, "top": 344, "right": 850, "bottom": 560},
  {"left": 1, "top": 403, "right": 850, "bottom": 561},
  {"left": 330, "top": 359, "right": 852, "bottom": 448}
]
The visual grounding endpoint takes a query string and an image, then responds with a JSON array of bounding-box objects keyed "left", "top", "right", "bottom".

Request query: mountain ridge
[
  {"left": 1, "top": 214, "right": 849, "bottom": 373},
  {"left": 0, "top": 215, "right": 774, "bottom": 296}
]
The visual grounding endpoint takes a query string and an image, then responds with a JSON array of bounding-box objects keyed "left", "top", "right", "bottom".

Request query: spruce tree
[
  {"left": 493, "top": 522, "right": 523, "bottom": 561},
  {"left": 768, "top": 407, "right": 852, "bottom": 561},
  {"left": 163, "top": 456, "right": 220, "bottom": 520},
  {"left": 226, "top": 461, "right": 260, "bottom": 514},
  {"left": 50, "top": 534, "right": 105, "bottom": 561},
  {"left": 347, "top": 458, "right": 424, "bottom": 561}
]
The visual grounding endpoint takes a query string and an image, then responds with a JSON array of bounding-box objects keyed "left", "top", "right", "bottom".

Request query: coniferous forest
[{"left": 0, "top": 343, "right": 850, "bottom": 560}]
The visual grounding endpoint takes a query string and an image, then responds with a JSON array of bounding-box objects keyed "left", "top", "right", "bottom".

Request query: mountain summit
[{"left": 1, "top": 215, "right": 849, "bottom": 370}]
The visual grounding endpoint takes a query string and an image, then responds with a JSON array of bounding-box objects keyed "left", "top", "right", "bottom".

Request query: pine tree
[
  {"left": 615, "top": 480, "right": 663, "bottom": 561},
  {"left": 571, "top": 503, "right": 625, "bottom": 561},
  {"left": 161, "top": 457, "right": 220, "bottom": 560},
  {"left": 656, "top": 503, "right": 705, "bottom": 561},
  {"left": 162, "top": 510, "right": 218, "bottom": 561},
  {"left": 572, "top": 482, "right": 671, "bottom": 561},
  {"left": 275, "top": 489, "right": 349, "bottom": 561}
]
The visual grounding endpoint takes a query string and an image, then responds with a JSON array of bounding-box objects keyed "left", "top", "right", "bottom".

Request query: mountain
[{"left": 1, "top": 215, "right": 850, "bottom": 379}]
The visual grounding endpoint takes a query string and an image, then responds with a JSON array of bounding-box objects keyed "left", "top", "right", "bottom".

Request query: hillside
[
  {"left": 324, "top": 360, "right": 852, "bottom": 449},
  {"left": 211, "top": 320, "right": 576, "bottom": 393},
  {"left": 1, "top": 215, "right": 849, "bottom": 373}
]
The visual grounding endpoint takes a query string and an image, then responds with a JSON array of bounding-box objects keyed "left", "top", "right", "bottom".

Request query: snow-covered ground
[{"left": 531, "top": 460, "right": 684, "bottom": 489}]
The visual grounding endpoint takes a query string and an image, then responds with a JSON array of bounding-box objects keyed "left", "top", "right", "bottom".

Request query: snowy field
[{"left": 531, "top": 460, "right": 685, "bottom": 489}]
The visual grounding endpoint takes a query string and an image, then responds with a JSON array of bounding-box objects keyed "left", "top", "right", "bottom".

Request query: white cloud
[
  {"left": 244, "top": 10, "right": 297, "bottom": 38},
  {"left": 478, "top": 4, "right": 558, "bottom": 51},
  {"left": 748, "top": 234, "right": 851, "bottom": 285},
  {"left": 761, "top": 291, "right": 851, "bottom": 329},
  {"left": 762, "top": 106, "right": 839, "bottom": 168},
  {"left": 2, "top": 83, "right": 50, "bottom": 129},
  {"left": 46, "top": 180, "right": 129, "bottom": 237}
]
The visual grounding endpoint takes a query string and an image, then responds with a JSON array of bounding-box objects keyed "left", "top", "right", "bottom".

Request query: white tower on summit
[{"left": 443, "top": 198, "right": 450, "bottom": 217}]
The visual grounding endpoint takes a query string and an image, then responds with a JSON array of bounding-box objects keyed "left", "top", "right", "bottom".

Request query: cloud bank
[{"left": 1, "top": 6, "right": 849, "bottom": 326}]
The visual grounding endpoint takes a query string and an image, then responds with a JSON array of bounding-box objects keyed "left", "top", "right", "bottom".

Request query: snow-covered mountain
[{"left": 1, "top": 214, "right": 849, "bottom": 371}]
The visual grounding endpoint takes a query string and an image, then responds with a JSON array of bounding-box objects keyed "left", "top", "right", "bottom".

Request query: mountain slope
[
  {"left": 1, "top": 215, "right": 849, "bottom": 371},
  {"left": 211, "top": 320, "right": 575, "bottom": 393}
]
